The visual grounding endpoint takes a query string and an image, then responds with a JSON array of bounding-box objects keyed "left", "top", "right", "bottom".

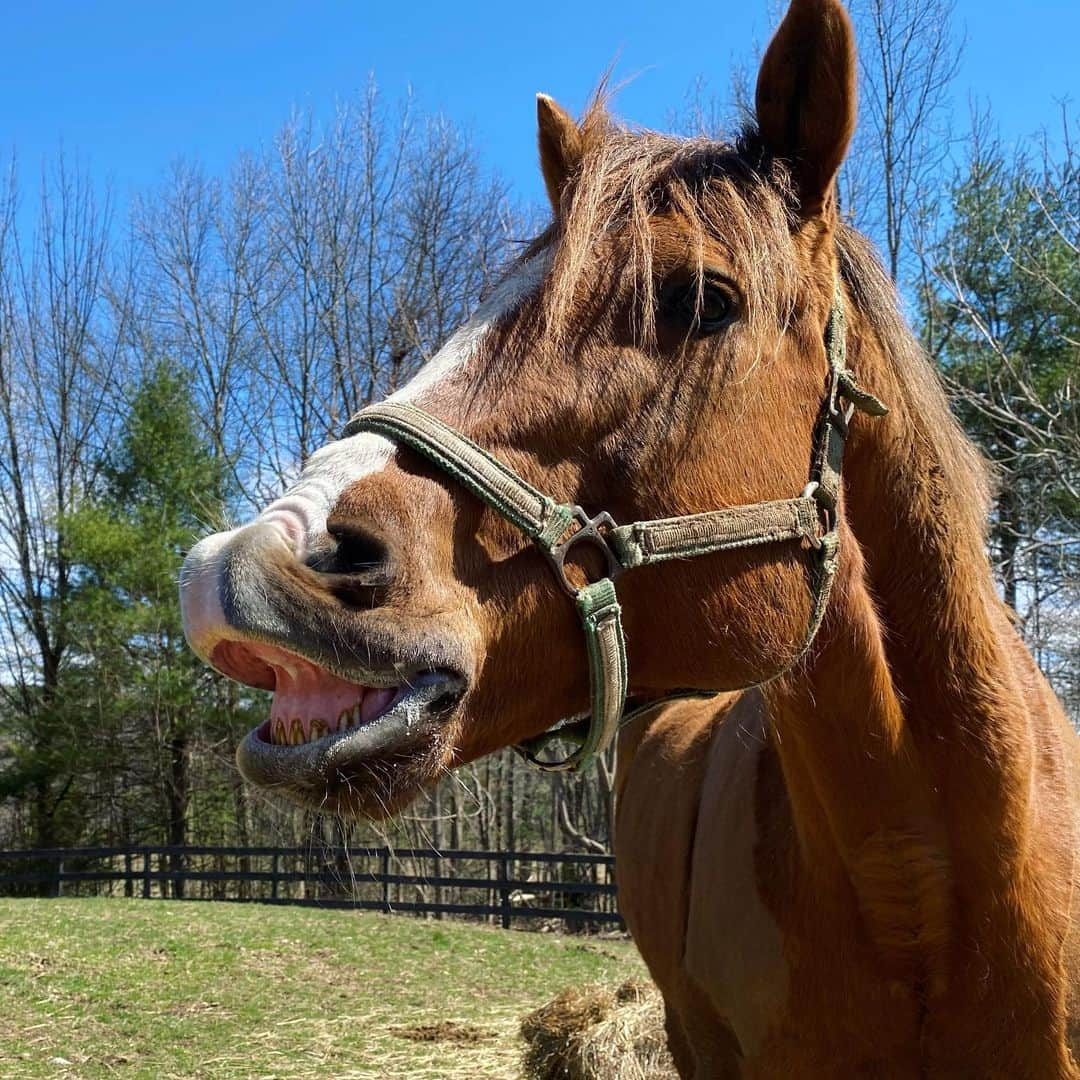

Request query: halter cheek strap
[{"left": 344, "top": 286, "right": 887, "bottom": 772}]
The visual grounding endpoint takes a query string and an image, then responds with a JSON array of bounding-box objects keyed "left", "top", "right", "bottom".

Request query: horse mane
[
  {"left": 536, "top": 102, "right": 992, "bottom": 560},
  {"left": 835, "top": 225, "right": 993, "bottom": 560}
]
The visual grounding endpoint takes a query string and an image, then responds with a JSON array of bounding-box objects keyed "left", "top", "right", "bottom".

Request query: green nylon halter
[{"left": 343, "top": 285, "right": 887, "bottom": 772}]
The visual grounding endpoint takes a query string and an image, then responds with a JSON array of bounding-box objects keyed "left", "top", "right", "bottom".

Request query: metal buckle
[
  {"left": 542, "top": 506, "right": 624, "bottom": 597},
  {"left": 827, "top": 394, "right": 856, "bottom": 436},
  {"left": 801, "top": 481, "right": 836, "bottom": 548}
]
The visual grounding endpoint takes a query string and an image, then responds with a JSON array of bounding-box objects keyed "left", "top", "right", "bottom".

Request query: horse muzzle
[
  {"left": 235, "top": 667, "right": 465, "bottom": 811},
  {"left": 180, "top": 515, "right": 472, "bottom": 814}
]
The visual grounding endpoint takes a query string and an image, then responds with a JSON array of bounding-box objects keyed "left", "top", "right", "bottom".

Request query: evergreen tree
[{"left": 58, "top": 361, "right": 255, "bottom": 858}]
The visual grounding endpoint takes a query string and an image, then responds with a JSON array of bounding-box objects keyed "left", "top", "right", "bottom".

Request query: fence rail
[{"left": 0, "top": 846, "right": 622, "bottom": 931}]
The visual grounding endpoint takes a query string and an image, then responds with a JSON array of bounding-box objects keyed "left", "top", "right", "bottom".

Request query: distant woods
[
  {"left": 1, "top": 0, "right": 1078, "bottom": 862},
  {"left": 922, "top": 114, "right": 1080, "bottom": 707},
  {"left": 0, "top": 83, "right": 539, "bottom": 856}
]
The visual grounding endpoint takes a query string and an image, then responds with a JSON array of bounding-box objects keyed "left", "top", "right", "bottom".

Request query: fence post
[
  {"left": 54, "top": 855, "right": 63, "bottom": 898},
  {"left": 380, "top": 848, "right": 390, "bottom": 912},
  {"left": 142, "top": 851, "right": 152, "bottom": 898},
  {"left": 124, "top": 852, "right": 133, "bottom": 898},
  {"left": 271, "top": 852, "right": 279, "bottom": 901},
  {"left": 433, "top": 851, "right": 443, "bottom": 921},
  {"left": 173, "top": 849, "right": 185, "bottom": 900},
  {"left": 498, "top": 854, "right": 511, "bottom": 930}
]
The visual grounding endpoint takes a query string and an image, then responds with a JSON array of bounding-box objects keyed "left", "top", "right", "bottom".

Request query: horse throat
[{"left": 756, "top": 328, "right": 1062, "bottom": 996}]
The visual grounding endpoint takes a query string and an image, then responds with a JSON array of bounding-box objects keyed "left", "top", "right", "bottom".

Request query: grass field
[{"left": 0, "top": 898, "right": 646, "bottom": 1079}]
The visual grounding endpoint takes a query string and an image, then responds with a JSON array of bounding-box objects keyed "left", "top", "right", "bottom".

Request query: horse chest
[
  {"left": 679, "top": 707, "right": 942, "bottom": 1074},
  {"left": 683, "top": 698, "right": 791, "bottom": 1060}
]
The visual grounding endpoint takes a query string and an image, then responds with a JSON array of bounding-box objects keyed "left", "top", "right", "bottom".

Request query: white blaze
[
  {"left": 262, "top": 251, "right": 550, "bottom": 552},
  {"left": 180, "top": 252, "right": 548, "bottom": 656}
]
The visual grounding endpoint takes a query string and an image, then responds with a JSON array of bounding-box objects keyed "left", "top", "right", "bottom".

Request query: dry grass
[{"left": 520, "top": 980, "right": 676, "bottom": 1080}]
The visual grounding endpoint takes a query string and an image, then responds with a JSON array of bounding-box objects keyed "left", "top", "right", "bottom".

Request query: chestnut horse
[{"left": 180, "top": 0, "right": 1080, "bottom": 1073}]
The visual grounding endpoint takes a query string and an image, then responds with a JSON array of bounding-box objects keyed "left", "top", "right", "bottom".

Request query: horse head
[{"left": 180, "top": 0, "right": 870, "bottom": 816}]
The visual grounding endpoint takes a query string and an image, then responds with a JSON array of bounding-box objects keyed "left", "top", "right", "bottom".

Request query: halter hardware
[
  {"left": 542, "top": 507, "right": 624, "bottom": 597},
  {"left": 800, "top": 482, "right": 831, "bottom": 546},
  {"left": 343, "top": 283, "right": 887, "bottom": 772}
]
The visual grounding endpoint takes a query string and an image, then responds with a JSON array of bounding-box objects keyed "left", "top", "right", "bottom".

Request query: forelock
[{"left": 537, "top": 104, "right": 799, "bottom": 347}]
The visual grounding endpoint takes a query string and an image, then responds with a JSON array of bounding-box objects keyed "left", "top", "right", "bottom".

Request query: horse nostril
[{"left": 319, "top": 519, "right": 390, "bottom": 577}]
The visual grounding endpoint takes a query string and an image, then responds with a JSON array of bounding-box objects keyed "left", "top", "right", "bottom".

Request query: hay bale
[
  {"left": 520, "top": 979, "right": 676, "bottom": 1080},
  {"left": 520, "top": 984, "right": 614, "bottom": 1077}
]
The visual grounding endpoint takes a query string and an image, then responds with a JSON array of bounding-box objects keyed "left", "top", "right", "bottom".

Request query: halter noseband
[{"left": 343, "top": 284, "right": 887, "bottom": 771}]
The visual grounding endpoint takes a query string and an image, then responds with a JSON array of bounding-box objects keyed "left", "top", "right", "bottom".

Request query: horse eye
[{"left": 659, "top": 276, "right": 737, "bottom": 335}]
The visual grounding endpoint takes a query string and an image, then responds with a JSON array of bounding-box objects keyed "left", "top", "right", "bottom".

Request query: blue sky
[{"left": 1, "top": 1, "right": 1076, "bottom": 214}]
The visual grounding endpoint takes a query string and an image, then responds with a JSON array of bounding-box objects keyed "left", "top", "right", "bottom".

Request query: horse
[{"left": 179, "top": 0, "right": 1080, "bottom": 1073}]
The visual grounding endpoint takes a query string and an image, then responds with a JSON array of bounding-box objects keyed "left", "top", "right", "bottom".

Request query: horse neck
[{"left": 760, "top": 306, "right": 1044, "bottom": 909}]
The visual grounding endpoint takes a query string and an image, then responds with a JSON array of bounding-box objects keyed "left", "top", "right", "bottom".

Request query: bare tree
[
  {"left": 0, "top": 156, "right": 123, "bottom": 850},
  {"left": 220, "top": 80, "right": 514, "bottom": 500},
  {"left": 924, "top": 111, "right": 1080, "bottom": 718},
  {"left": 130, "top": 160, "right": 260, "bottom": 511},
  {"left": 843, "top": 0, "right": 964, "bottom": 282}
]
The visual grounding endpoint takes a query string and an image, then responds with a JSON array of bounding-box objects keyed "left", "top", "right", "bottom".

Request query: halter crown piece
[{"left": 344, "top": 284, "right": 888, "bottom": 772}]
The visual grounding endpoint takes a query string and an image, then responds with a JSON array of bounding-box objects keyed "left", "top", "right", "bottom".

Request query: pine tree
[{"left": 59, "top": 361, "right": 255, "bottom": 860}]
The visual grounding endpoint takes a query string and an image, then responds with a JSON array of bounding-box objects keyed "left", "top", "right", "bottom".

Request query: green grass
[{"left": 0, "top": 898, "right": 645, "bottom": 1079}]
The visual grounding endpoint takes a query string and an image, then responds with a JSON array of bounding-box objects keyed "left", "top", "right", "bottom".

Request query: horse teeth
[{"left": 273, "top": 707, "right": 365, "bottom": 744}]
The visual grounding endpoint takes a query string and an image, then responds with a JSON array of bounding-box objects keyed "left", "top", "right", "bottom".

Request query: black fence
[{"left": 0, "top": 846, "right": 622, "bottom": 931}]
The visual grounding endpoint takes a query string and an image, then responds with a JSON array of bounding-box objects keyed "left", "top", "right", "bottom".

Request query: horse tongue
[{"left": 360, "top": 686, "right": 397, "bottom": 724}]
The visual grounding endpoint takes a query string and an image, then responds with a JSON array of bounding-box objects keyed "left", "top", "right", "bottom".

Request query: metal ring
[{"left": 541, "top": 507, "right": 624, "bottom": 597}]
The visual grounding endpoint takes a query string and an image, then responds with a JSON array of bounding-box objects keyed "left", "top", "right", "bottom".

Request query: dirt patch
[
  {"left": 568, "top": 942, "right": 622, "bottom": 962},
  {"left": 26, "top": 953, "right": 53, "bottom": 976},
  {"left": 389, "top": 1020, "right": 496, "bottom": 1045}
]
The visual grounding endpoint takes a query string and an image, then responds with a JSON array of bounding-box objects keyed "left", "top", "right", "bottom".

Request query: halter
[{"left": 343, "top": 284, "right": 887, "bottom": 772}]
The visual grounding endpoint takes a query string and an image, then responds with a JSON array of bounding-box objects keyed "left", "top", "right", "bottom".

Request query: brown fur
[{"left": 182, "top": 0, "right": 1080, "bottom": 1071}]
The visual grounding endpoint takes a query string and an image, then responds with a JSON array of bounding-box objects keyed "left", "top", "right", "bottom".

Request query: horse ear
[
  {"left": 754, "top": 0, "right": 857, "bottom": 217},
  {"left": 537, "top": 94, "right": 583, "bottom": 216}
]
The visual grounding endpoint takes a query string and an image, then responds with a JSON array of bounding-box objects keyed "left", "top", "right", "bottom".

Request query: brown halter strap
[{"left": 344, "top": 283, "right": 887, "bottom": 771}]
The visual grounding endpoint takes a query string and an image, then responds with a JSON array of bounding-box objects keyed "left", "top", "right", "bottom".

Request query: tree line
[{"left": 1, "top": 2, "right": 1077, "bottom": 864}]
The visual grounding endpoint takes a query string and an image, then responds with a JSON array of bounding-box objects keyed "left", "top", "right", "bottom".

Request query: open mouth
[
  {"left": 260, "top": 643, "right": 403, "bottom": 747},
  {"left": 211, "top": 639, "right": 465, "bottom": 810}
]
